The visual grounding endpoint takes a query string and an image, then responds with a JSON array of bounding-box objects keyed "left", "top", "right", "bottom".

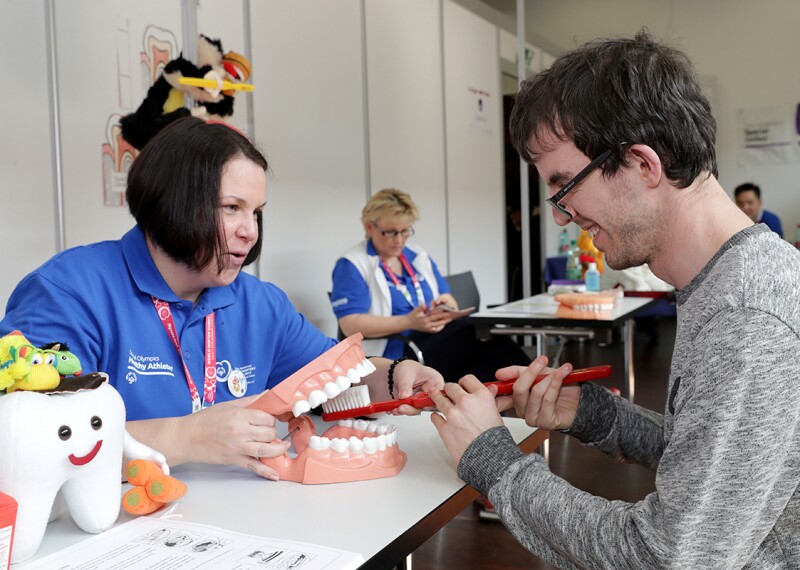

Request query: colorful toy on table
[
  {"left": 119, "top": 34, "right": 252, "bottom": 150},
  {"left": 0, "top": 330, "right": 61, "bottom": 393},
  {"left": 122, "top": 459, "right": 187, "bottom": 516},
  {"left": 40, "top": 341, "right": 83, "bottom": 377},
  {"left": 0, "top": 329, "right": 168, "bottom": 563},
  {"left": 554, "top": 290, "right": 622, "bottom": 319},
  {"left": 248, "top": 334, "right": 407, "bottom": 484}
]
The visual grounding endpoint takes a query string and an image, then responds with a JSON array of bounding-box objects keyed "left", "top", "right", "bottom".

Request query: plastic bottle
[
  {"left": 558, "top": 229, "right": 570, "bottom": 256},
  {"left": 584, "top": 262, "right": 600, "bottom": 292},
  {"left": 566, "top": 240, "right": 582, "bottom": 281}
]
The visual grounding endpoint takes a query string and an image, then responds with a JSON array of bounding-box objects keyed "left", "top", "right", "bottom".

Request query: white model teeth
[
  {"left": 349, "top": 436, "right": 364, "bottom": 453},
  {"left": 307, "top": 390, "right": 327, "bottom": 408},
  {"left": 306, "top": 422, "right": 398, "bottom": 454},
  {"left": 363, "top": 437, "right": 378, "bottom": 453},
  {"left": 323, "top": 383, "right": 341, "bottom": 398},
  {"left": 295, "top": 359, "right": 378, "bottom": 416},
  {"left": 574, "top": 303, "right": 614, "bottom": 312},
  {"left": 292, "top": 400, "right": 311, "bottom": 417}
]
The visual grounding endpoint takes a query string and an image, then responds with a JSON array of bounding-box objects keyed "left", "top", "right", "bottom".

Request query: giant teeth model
[{"left": 248, "top": 334, "right": 407, "bottom": 484}]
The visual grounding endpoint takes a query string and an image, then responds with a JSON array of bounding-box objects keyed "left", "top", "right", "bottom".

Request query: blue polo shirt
[
  {"left": 1, "top": 226, "right": 336, "bottom": 420},
  {"left": 330, "top": 241, "right": 449, "bottom": 359}
]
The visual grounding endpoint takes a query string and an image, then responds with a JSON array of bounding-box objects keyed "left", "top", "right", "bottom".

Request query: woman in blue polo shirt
[
  {"left": 0, "top": 118, "right": 444, "bottom": 480},
  {"left": 331, "top": 189, "right": 529, "bottom": 382}
]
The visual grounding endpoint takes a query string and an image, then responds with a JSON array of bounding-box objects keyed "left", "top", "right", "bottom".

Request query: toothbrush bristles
[{"left": 321, "top": 385, "right": 371, "bottom": 413}]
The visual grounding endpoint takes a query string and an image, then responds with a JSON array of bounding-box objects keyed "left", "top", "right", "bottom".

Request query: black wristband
[{"left": 387, "top": 356, "right": 410, "bottom": 399}]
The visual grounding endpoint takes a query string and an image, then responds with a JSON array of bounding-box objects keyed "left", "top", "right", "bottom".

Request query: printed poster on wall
[
  {"left": 468, "top": 86, "right": 492, "bottom": 135},
  {"left": 737, "top": 104, "right": 800, "bottom": 165}
]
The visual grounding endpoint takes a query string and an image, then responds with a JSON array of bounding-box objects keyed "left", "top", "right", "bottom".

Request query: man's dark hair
[
  {"left": 734, "top": 182, "right": 761, "bottom": 199},
  {"left": 126, "top": 117, "right": 268, "bottom": 272},
  {"left": 510, "top": 30, "right": 717, "bottom": 189}
]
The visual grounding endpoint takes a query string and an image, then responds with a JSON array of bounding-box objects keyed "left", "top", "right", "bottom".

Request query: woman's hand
[
  {"left": 127, "top": 395, "right": 291, "bottom": 481},
  {"left": 404, "top": 305, "right": 451, "bottom": 334},
  {"left": 431, "top": 293, "right": 459, "bottom": 311},
  {"left": 383, "top": 358, "right": 445, "bottom": 416}
]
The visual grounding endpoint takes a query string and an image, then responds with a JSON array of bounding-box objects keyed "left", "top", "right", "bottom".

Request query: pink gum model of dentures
[
  {"left": 248, "top": 334, "right": 407, "bottom": 484},
  {"left": 554, "top": 292, "right": 619, "bottom": 319}
]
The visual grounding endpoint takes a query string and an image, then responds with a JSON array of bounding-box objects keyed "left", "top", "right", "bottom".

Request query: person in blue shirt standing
[
  {"left": 331, "top": 188, "right": 529, "bottom": 382},
  {"left": 734, "top": 182, "right": 784, "bottom": 238},
  {"left": 0, "top": 117, "right": 443, "bottom": 480}
]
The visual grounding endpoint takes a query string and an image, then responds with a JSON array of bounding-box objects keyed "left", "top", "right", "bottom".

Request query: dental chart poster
[{"left": 19, "top": 517, "right": 364, "bottom": 570}]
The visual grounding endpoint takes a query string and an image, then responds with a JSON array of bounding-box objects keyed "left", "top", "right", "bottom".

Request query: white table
[
  {"left": 21, "top": 414, "right": 546, "bottom": 569},
  {"left": 470, "top": 294, "right": 658, "bottom": 403}
]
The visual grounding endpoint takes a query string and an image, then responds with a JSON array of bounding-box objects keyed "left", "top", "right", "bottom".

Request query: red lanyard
[
  {"left": 380, "top": 254, "right": 425, "bottom": 308},
  {"left": 152, "top": 297, "right": 217, "bottom": 413}
]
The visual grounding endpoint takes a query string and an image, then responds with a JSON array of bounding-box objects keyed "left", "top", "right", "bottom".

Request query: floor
[{"left": 411, "top": 316, "right": 676, "bottom": 569}]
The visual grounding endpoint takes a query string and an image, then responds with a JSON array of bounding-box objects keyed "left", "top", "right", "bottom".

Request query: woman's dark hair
[
  {"left": 510, "top": 30, "right": 717, "bottom": 188},
  {"left": 126, "top": 117, "right": 268, "bottom": 272}
]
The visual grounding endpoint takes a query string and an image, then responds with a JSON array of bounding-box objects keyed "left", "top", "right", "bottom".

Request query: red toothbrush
[{"left": 321, "top": 364, "right": 612, "bottom": 422}]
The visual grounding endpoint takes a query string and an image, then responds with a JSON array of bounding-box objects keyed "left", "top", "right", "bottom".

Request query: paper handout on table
[{"left": 18, "top": 517, "right": 364, "bottom": 570}]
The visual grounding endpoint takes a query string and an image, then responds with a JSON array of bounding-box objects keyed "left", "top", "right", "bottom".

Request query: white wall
[
  {"left": 54, "top": 1, "right": 182, "bottom": 250},
  {"left": 250, "top": 1, "right": 368, "bottom": 338},
  {"left": 365, "top": 0, "right": 449, "bottom": 271},
  {"left": 0, "top": 0, "right": 56, "bottom": 305},
  {"left": 443, "top": 0, "right": 506, "bottom": 305}
]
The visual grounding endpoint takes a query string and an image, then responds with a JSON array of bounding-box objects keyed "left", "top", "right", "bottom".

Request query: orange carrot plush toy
[{"left": 122, "top": 459, "right": 187, "bottom": 516}]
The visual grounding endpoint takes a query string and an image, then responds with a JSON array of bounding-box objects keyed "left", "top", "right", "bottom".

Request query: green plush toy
[
  {"left": 0, "top": 331, "right": 81, "bottom": 393},
  {"left": 40, "top": 342, "right": 83, "bottom": 377}
]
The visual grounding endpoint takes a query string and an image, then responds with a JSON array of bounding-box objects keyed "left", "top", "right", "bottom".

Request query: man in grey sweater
[{"left": 430, "top": 31, "right": 800, "bottom": 568}]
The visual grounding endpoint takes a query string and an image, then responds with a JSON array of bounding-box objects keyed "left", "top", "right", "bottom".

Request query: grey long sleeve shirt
[{"left": 458, "top": 225, "right": 800, "bottom": 569}]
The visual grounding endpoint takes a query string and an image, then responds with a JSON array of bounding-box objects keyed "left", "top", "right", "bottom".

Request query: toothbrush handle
[{"left": 406, "top": 364, "right": 613, "bottom": 410}]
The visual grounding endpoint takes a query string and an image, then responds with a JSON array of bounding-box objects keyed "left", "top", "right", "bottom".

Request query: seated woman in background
[{"left": 330, "top": 188, "right": 529, "bottom": 382}]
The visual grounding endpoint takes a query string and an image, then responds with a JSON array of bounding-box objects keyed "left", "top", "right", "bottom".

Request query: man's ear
[{"left": 627, "top": 144, "right": 663, "bottom": 188}]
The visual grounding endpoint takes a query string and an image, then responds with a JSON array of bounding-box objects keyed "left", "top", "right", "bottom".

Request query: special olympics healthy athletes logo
[
  {"left": 126, "top": 372, "right": 137, "bottom": 384},
  {"left": 216, "top": 360, "right": 233, "bottom": 381}
]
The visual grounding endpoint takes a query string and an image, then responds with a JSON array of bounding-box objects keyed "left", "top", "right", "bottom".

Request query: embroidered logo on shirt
[{"left": 127, "top": 350, "right": 176, "bottom": 382}]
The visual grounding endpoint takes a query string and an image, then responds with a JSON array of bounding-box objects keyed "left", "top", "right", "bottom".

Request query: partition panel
[
  {"left": 250, "top": 1, "right": 367, "bottom": 337},
  {"left": 365, "top": 0, "right": 449, "bottom": 270},
  {"left": 443, "top": 0, "right": 506, "bottom": 306}
]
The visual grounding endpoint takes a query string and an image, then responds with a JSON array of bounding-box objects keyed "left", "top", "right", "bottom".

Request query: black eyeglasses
[
  {"left": 546, "top": 148, "right": 615, "bottom": 220},
  {"left": 373, "top": 224, "right": 415, "bottom": 239}
]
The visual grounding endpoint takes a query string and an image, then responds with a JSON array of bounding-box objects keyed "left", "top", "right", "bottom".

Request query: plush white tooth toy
[{"left": 0, "top": 372, "right": 167, "bottom": 563}]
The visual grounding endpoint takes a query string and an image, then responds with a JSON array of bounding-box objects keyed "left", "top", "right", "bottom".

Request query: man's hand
[
  {"left": 429, "top": 375, "right": 504, "bottom": 464},
  {"left": 503, "top": 356, "right": 581, "bottom": 430}
]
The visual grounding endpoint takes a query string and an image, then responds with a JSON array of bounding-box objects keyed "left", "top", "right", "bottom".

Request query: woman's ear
[{"left": 627, "top": 144, "right": 663, "bottom": 188}]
